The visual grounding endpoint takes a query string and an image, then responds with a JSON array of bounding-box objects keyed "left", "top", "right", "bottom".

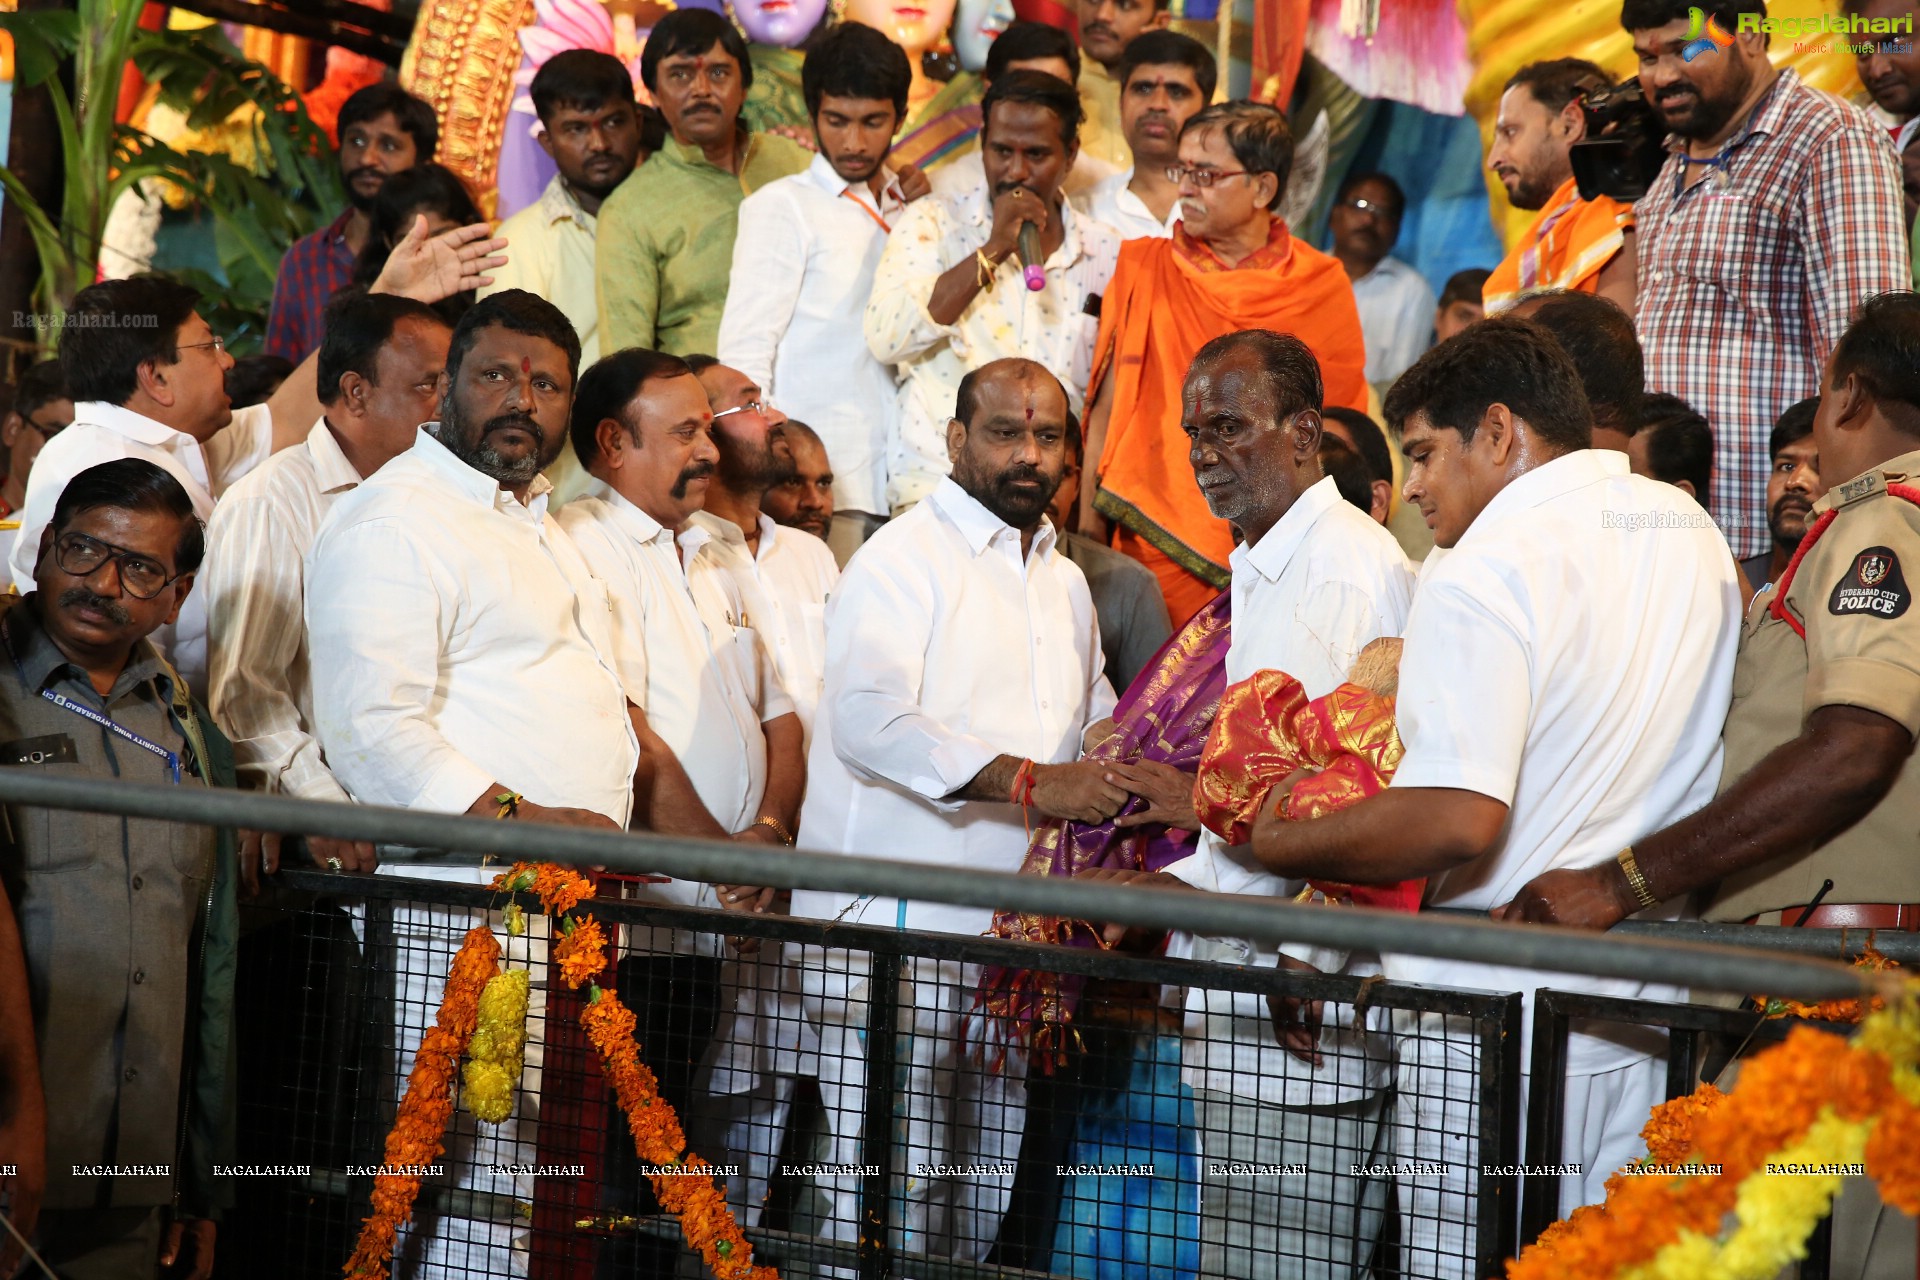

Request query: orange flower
[
  {"left": 554, "top": 916, "right": 610, "bottom": 990},
  {"left": 345, "top": 926, "right": 501, "bottom": 1280},
  {"left": 581, "top": 991, "right": 776, "bottom": 1280},
  {"left": 490, "top": 860, "right": 597, "bottom": 916},
  {"left": 1755, "top": 943, "right": 1899, "bottom": 1023},
  {"left": 1866, "top": 1091, "right": 1920, "bottom": 1215}
]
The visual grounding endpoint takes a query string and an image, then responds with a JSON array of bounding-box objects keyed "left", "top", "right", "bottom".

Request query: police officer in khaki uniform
[{"left": 1499, "top": 290, "right": 1920, "bottom": 1280}]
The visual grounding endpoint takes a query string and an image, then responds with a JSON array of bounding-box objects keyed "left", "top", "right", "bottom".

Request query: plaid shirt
[
  {"left": 1636, "top": 69, "right": 1909, "bottom": 559},
  {"left": 265, "top": 210, "right": 356, "bottom": 362}
]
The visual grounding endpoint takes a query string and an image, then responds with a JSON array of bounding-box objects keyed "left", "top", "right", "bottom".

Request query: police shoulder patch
[
  {"left": 1829, "top": 545, "right": 1911, "bottom": 619},
  {"left": 1833, "top": 472, "right": 1888, "bottom": 508}
]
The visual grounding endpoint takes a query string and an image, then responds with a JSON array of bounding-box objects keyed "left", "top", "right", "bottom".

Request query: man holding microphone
[{"left": 865, "top": 68, "right": 1121, "bottom": 515}]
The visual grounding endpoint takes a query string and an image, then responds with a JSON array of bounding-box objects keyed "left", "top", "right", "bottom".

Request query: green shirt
[{"left": 595, "top": 128, "right": 812, "bottom": 357}]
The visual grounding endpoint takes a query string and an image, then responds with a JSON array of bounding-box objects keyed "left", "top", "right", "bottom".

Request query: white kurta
[
  {"left": 1083, "top": 168, "right": 1181, "bottom": 242},
  {"left": 1164, "top": 476, "right": 1414, "bottom": 1108},
  {"left": 205, "top": 417, "right": 362, "bottom": 801},
  {"left": 1386, "top": 449, "right": 1739, "bottom": 1274},
  {"left": 790, "top": 477, "right": 1115, "bottom": 1265},
  {"left": 15, "top": 400, "right": 273, "bottom": 697}
]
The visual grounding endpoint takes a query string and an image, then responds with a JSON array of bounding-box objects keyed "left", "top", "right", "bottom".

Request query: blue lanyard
[
  {"left": 38, "top": 688, "right": 182, "bottom": 784},
  {"left": 3, "top": 615, "right": 183, "bottom": 784}
]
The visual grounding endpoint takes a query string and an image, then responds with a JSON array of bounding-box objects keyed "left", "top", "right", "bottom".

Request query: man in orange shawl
[
  {"left": 1482, "top": 59, "right": 1637, "bottom": 316},
  {"left": 1080, "top": 101, "right": 1369, "bottom": 625}
]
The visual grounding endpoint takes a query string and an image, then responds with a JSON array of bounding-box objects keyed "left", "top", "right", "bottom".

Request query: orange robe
[
  {"left": 1482, "top": 176, "right": 1634, "bottom": 314},
  {"left": 1091, "top": 221, "right": 1369, "bottom": 623}
]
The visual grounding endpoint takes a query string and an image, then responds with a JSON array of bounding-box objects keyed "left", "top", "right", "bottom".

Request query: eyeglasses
[
  {"left": 20, "top": 412, "right": 66, "bottom": 440},
  {"left": 52, "top": 531, "right": 183, "bottom": 600},
  {"left": 711, "top": 398, "right": 774, "bottom": 422},
  {"left": 1165, "top": 165, "right": 1252, "bottom": 188},
  {"left": 176, "top": 335, "right": 227, "bottom": 355}
]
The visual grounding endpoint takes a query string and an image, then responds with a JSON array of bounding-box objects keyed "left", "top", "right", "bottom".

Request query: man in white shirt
[
  {"left": 205, "top": 293, "right": 451, "bottom": 882},
  {"left": 686, "top": 356, "right": 839, "bottom": 737},
  {"left": 1245, "top": 319, "right": 1740, "bottom": 1278},
  {"left": 556, "top": 348, "right": 803, "bottom": 1263},
  {"left": 1143, "top": 330, "right": 1414, "bottom": 1279},
  {"left": 480, "top": 49, "right": 649, "bottom": 506},
  {"left": 305, "top": 293, "right": 711, "bottom": 1277},
  {"left": 1328, "top": 171, "right": 1436, "bottom": 395},
  {"left": 17, "top": 223, "right": 507, "bottom": 696},
  {"left": 866, "top": 72, "right": 1121, "bottom": 513},
  {"left": 718, "top": 23, "right": 918, "bottom": 563},
  {"left": 1082, "top": 31, "right": 1215, "bottom": 242},
  {"left": 791, "top": 357, "right": 1125, "bottom": 1267}
]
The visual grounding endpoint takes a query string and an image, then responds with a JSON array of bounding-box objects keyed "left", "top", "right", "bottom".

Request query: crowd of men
[{"left": 1, "top": 0, "right": 1918, "bottom": 1276}]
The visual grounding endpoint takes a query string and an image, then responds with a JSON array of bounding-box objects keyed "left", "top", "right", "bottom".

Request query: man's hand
[
  {"left": 1266, "top": 954, "right": 1326, "bottom": 1067},
  {"left": 237, "top": 830, "right": 281, "bottom": 898},
  {"left": 1494, "top": 864, "right": 1635, "bottom": 931},
  {"left": 373, "top": 217, "right": 509, "bottom": 304},
  {"left": 307, "top": 835, "right": 379, "bottom": 876},
  {"left": 1080, "top": 717, "right": 1118, "bottom": 754},
  {"left": 714, "top": 881, "right": 774, "bottom": 956},
  {"left": 1030, "top": 761, "right": 1129, "bottom": 824},
  {"left": 983, "top": 185, "right": 1049, "bottom": 262},
  {"left": 1106, "top": 760, "right": 1201, "bottom": 832},
  {"left": 516, "top": 802, "right": 622, "bottom": 831},
  {"left": 765, "top": 124, "right": 818, "bottom": 151},
  {"left": 0, "top": 1081, "right": 45, "bottom": 1276},
  {"left": 1245, "top": 768, "right": 1319, "bottom": 868},
  {"left": 160, "top": 1217, "right": 216, "bottom": 1280},
  {"left": 1077, "top": 866, "right": 1189, "bottom": 949},
  {"left": 895, "top": 161, "right": 931, "bottom": 203}
]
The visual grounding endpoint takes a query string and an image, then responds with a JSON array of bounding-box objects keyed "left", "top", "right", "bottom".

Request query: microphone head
[{"left": 1023, "top": 264, "right": 1046, "bottom": 292}]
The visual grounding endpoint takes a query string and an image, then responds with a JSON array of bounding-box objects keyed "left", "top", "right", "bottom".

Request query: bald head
[{"left": 946, "top": 358, "right": 1071, "bottom": 532}]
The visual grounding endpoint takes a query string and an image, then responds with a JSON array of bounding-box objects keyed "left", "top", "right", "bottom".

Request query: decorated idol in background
[
  {"left": 844, "top": 0, "right": 959, "bottom": 112},
  {"left": 731, "top": 0, "right": 829, "bottom": 46},
  {"left": 952, "top": 0, "right": 1016, "bottom": 72}
]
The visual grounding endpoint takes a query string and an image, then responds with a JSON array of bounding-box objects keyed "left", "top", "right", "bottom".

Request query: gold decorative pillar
[{"left": 400, "top": 0, "right": 536, "bottom": 217}]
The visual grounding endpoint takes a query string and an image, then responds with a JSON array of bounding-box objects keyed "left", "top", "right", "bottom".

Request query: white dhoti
[
  {"left": 389, "top": 900, "right": 549, "bottom": 1280},
  {"left": 796, "top": 945, "right": 1028, "bottom": 1274}
]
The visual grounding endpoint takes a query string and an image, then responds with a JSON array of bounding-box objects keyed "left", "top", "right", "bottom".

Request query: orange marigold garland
[
  {"left": 344, "top": 925, "right": 502, "bottom": 1279},
  {"left": 1506, "top": 986, "right": 1920, "bottom": 1280},
  {"left": 1755, "top": 942, "right": 1900, "bottom": 1024}
]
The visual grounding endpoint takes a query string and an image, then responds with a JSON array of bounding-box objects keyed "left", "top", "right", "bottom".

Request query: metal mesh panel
[{"left": 217, "top": 870, "right": 1522, "bottom": 1280}]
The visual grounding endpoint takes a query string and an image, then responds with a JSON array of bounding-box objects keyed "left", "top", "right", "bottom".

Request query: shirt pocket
[
  {"left": 1664, "top": 190, "right": 1794, "bottom": 310},
  {"left": 7, "top": 760, "right": 108, "bottom": 874}
]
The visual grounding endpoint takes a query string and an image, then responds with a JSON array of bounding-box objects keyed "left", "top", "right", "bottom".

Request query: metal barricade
[{"left": 222, "top": 869, "right": 1525, "bottom": 1280}]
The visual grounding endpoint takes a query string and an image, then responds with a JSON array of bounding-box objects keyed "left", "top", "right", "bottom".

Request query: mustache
[
  {"left": 671, "top": 458, "right": 716, "bottom": 499},
  {"left": 346, "top": 165, "right": 385, "bottom": 183},
  {"left": 59, "top": 587, "right": 134, "bottom": 625},
  {"left": 1083, "top": 20, "right": 1114, "bottom": 37},
  {"left": 483, "top": 410, "right": 543, "bottom": 442}
]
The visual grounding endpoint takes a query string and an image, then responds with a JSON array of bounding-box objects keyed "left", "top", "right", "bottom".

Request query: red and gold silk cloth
[
  {"left": 1090, "top": 222, "right": 1369, "bottom": 590},
  {"left": 1194, "top": 669, "right": 1424, "bottom": 913},
  {"left": 978, "top": 593, "right": 1231, "bottom": 1065}
]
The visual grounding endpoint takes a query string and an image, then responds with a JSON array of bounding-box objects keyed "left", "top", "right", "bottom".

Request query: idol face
[
  {"left": 953, "top": 0, "right": 1015, "bottom": 71},
  {"left": 731, "top": 0, "right": 829, "bottom": 47},
  {"left": 843, "top": 0, "right": 959, "bottom": 53}
]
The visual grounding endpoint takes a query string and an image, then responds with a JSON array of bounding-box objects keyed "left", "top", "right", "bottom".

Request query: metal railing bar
[{"left": 3, "top": 772, "right": 1873, "bottom": 1001}]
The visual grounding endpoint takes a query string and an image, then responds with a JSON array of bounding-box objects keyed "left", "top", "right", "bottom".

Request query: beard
[
  {"left": 344, "top": 165, "right": 385, "bottom": 212},
  {"left": 954, "top": 454, "right": 1059, "bottom": 530},
  {"left": 441, "top": 402, "right": 548, "bottom": 487},
  {"left": 1769, "top": 494, "right": 1813, "bottom": 550},
  {"left": 716, "top": 436, "right": 784, "bottom": 493},
  {"left": 1653, "top": 61, "right": 1754, "bottom": 140},
  {"left": 1506, "top": 165, "right": 1558, "bottom": 212}
]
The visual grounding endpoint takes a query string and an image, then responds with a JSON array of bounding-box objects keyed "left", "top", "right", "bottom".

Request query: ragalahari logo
[{"left": 1683, "top": 6, "right": 1736, "bottom": 60}]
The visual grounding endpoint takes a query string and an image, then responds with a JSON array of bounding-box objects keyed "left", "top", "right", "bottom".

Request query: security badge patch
[{"left": 1829, "top": 546, "right": 1911, "bottom": 619}]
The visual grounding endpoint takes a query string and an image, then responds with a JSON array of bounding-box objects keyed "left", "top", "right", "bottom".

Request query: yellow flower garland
[{"left": 462, "top": 970, "right": 530, "bottom": 1124}]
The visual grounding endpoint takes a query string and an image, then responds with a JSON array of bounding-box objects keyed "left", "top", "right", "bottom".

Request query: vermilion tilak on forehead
[{"left": 522, "top": 357, "right": 531, "bottom": 374}]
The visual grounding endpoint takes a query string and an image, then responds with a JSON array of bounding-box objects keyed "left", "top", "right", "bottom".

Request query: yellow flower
[{"left": 461, "top": 970, "right": 530, "bottom": 1125}]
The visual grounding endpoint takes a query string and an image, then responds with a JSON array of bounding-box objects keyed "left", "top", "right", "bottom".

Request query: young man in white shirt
[
  {"left": 1245, "top": 319, "right": 1740, "bottom": 1278},
  {"left": 791, "top": 358, "right": 1127, "bottom": 1267},
  {"left": 557, "top": 349, "right": 802, "bottom": 1265},
  {"left": 1082, "top": 31, "right": 1215, "bottom": 242},
  {"left": 305, "top": 293, "right": 717, "bottom": 1278},
  {"left": 866, "top": 72, "right": 1121, "bottom": 513},
  {"left": 205, "top": 293, "right": 451, "bottom": 883},
  {"left": 17, "top": 223, "right": 506, "bottom": 695},
  {"left": 687, "top": 356, "right": 839, "bottom": 737},
  {"left": 1151, "top": 330, "right": 1414, "bottom": 1279},
  {"left": 718, "top": 23, "right": 920, "bottom": 564}
]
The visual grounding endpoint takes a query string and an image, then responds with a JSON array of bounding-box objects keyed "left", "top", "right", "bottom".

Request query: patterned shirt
[
  {"left": 1636, "top": 69, "right": 1909, "bottom": 559},
  {"left": 265, "top": 210, "right": 355, "bottom": 363}
]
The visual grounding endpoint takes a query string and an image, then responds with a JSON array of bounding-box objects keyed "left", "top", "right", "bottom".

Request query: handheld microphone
[{"left": 1016, "top": 220, "right": 1045, "bottom": 292}]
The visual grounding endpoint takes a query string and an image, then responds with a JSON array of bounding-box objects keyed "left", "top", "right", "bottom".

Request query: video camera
[{"left": 1569, "top": 77, "right": 1668, "bottom": 203}]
